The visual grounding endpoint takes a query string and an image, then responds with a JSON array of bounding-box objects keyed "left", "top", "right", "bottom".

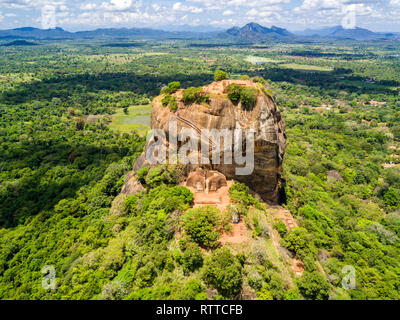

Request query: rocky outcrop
[
  {"left": 121, "top": 172, "right": 145, "bottom": 195},
  {"left": 186, "top": 168, "right": 207, "bottom": 192},
  {"left": 186, "top": 168, "right": 228, "bottom": 193},
  {"left": 134, "top": 79, "right": 286, "bottom": 203}
]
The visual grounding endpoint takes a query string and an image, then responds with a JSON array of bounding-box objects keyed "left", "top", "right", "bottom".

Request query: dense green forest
[{"left": 0, "top": 40, "right": 400, "bottom": 300}]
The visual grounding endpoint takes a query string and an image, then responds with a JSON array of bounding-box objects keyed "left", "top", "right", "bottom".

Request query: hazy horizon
[
  {"left": 0, "top": 22, "right": 398, "bottom": 34},
  {"left": 0, "top": 0, "right": 400, "bottom": 33}
]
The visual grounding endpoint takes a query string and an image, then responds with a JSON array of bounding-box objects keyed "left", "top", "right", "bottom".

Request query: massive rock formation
[{"left": 134, "top": 79, "right": 286, "bottom": 203}]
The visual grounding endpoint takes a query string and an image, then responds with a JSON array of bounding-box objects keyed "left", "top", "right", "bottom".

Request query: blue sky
[{"left": 0, "top": 0, "right": 399, "bottom": 32}]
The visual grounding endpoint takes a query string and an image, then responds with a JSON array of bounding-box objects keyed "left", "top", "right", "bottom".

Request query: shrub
[
  {"left": 226, "top": 84, "right": 258, "bottom": 109},
  {"left": 240, "top": 86, "right": 258, "bottom": 110},
  {"left": 168, "top": 81, "right": 181, "bottom": 93},
  {"left": 251, "top": 213, "right": 269, "bottom": 239},
  {"left": 214, "top": 69, "right": 229, "bottom": 81},
  {"left": 252, "top": 77, "right": 266, "bottom": 85},
  {"left": 182, "top": 87, "right": 209, "bottom": 104},
  {"left": 257, "top": 272, "right": 286, "bottom": 300},
  {"left": 284, "top": 289, "right": 301, "bottom": 300},
  {"left": 168, "top": 97, "right": 178, "bottom": 112},
  {"left": 100, "top": 281, "right": 128, "bottom": 300},
  {"left": 135, "top": 166, "right": 150, "bottom": 184},
  {"left": 182, "top": 243, "right": 203, "bottom": 274},
  {"left": 263, "top": 88, "right": 274, "bottom": 99},
  {"left": 229, "top": 183, "right": 256, "bottom": 208},
  {"left": 143, "top": 185, "right": 193, "bottom": 217},
  {"left": 226, "top": 83, "right": 242, "bottom": 104},
  {"left": 182, "top": 206, "right": 220, "bottom": 248},
  {"left": 179, "top": 279, "right": 207, "bottom": 300},
  {"left": 282, "top": 228, "right": 317, "bottom": 260},
  {"left": 303, "top": 255, "right": 317, "bottom": 272},
  {"left": 384, "top": 187, "right": 400, "bottom": 208},
  {"left": 161, "top": 81, "right": 181, "bottom": 94},
  {"left": 274, "top": 220, "right": 288, "bottom": 237},
  {"left": 257, "top": 284, "right": 273, "bottom": 300},
  {"left": 145, "top": 165, "right": 177, "bottom": 189},
  {"left": 202, "top": 247, "right": 243, "bottom": 298},
  {"left": 252, "top": 242, "right": 268, "bottom": 264},
  {"left": 161, "top": 94, "right": 178, "bottom": 112},
  {"left": 168, "top": 186, "right": 194, "bottom": 205},
  {"left": 248, "top": 271, "right": 264, "bottom": 291},
  {"left": 266, "top": 272, "right": 286, "bottom": 300},
  {"left": 367, "top": 222, "right": 398, "bottom": 245},
  {"left": 296, "top": 271, "right": 330, "bottom": 300},
  {"left": 135, "top": 263, "right": 157, "bottom": 288},
  {"left": 162, "top": 94, "right": 172, "bottom": 107},
  {"left": 160, "top": 86, "right": 169, "bottom": 95}
]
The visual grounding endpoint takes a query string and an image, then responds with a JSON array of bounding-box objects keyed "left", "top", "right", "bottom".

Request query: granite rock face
[
  {"left": 121, "top": 172, "right": 145, "bottom": 195},
  {"left": 134, "top": 80, "right": 286, "bottom": 203}
]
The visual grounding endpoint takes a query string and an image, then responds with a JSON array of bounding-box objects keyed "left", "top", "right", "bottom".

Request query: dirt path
[
  {"left": 176, "top": 112, "right": 216, "bottom": 148},
  {"left": 219, "top": 220, "right": 249, "bottom": 245},
  {"left": 383, "top": 163, "right": 400, "bottom": 168},
  {"left": 268, "top": 205, "right": 298, "bottom": 230},
  {"left": 266, "top": 205, "right": 304, "bottom": 277}
]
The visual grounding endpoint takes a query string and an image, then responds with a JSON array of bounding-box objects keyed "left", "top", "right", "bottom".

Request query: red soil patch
[
  {"left": 219, "top": 220, "right": 249, "bottom": 245},
  {"left": 292, "top": 258, "right": 305, "bottom": 277}
]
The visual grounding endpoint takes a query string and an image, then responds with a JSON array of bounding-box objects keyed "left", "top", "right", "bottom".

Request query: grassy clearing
[
  {"left": 109, "top": 104, "right": 152, "bottom": 136},
  {"left": 245, "top": 55, "right": 282, "bottom": 64}
]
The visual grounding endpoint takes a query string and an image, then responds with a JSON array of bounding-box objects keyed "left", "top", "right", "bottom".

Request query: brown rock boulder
[
  {"left": 121, "top": 172, "right": 145, "bottom": 195},
  {"left": 135, "top": 80, "right": 286, "bottom": 203}
]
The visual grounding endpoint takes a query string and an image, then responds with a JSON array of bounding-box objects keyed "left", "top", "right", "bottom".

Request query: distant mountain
[
  {"left": 0, "top": 26, "right": 214, "bottom": 41},
  {"left": 74, "top": 28, "right": 172, "bottom": 40},
  {"left": 160, "top": 24, "right": 223, "bottom": 33},
  {"left": 295, "top": 25, "right": 397, "bottom": 41},
  {"left": 295, "top": 26, "right": 343, "bottom": 37},
  {"left": 0, "top": 27, "right": 73, "bottom": 40},
  {"left": 330, "top": 27, "right": 378, "bottom": 40},
  {"left": 0, "top": 24, "right": 398, "bottom": 42},
  {"left": 224, "top": 22, "right": 295, "bottom": 41}
]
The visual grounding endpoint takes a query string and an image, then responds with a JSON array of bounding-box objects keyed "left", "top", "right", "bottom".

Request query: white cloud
[
  {"left": 172, "top": 2, "right": 203, "bottom": 13},
  {"left": 100, "top": 0, "right": 133, "bottom": 11},
  {"left": 188, "top": 0, "right": 290, "bottom": 10},
  {"left": 0, "top": 0, "right": 397, "bottom": 32},
  {"left": 110, "top": 0, "right": 131, "bottom": 9},
  {"left": 80, "top": 3, "right": 97, "bottom": 10},
  {"left": 172, "top": 2, "right": 181, "bottom": 10},
  {"left": 0, "top": 0, "right": 70, "bottom": 10},
  {"left": 222, "top": 9, "right": 234, "bottom": 16},
  {"left": 247, "top": 8, "right": 278, "bottom": 17},
  {"left": 296, "top": 0, "right": 345, "bottom": 11}
]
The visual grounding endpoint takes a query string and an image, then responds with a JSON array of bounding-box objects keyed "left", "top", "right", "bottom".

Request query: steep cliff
[{"left": 134, "top": 79, "right": 286, "bottom": 203}]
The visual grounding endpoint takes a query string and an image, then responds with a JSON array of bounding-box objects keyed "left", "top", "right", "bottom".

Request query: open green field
[
  {"left": 245, "top": 55, "right": 333, "bottom": 72},
  {"left": 109, "top": 104, "right": 152, "bottom": 136},
  {"left": 245, "top": 55, "right": 282, "bottom": 64}
]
